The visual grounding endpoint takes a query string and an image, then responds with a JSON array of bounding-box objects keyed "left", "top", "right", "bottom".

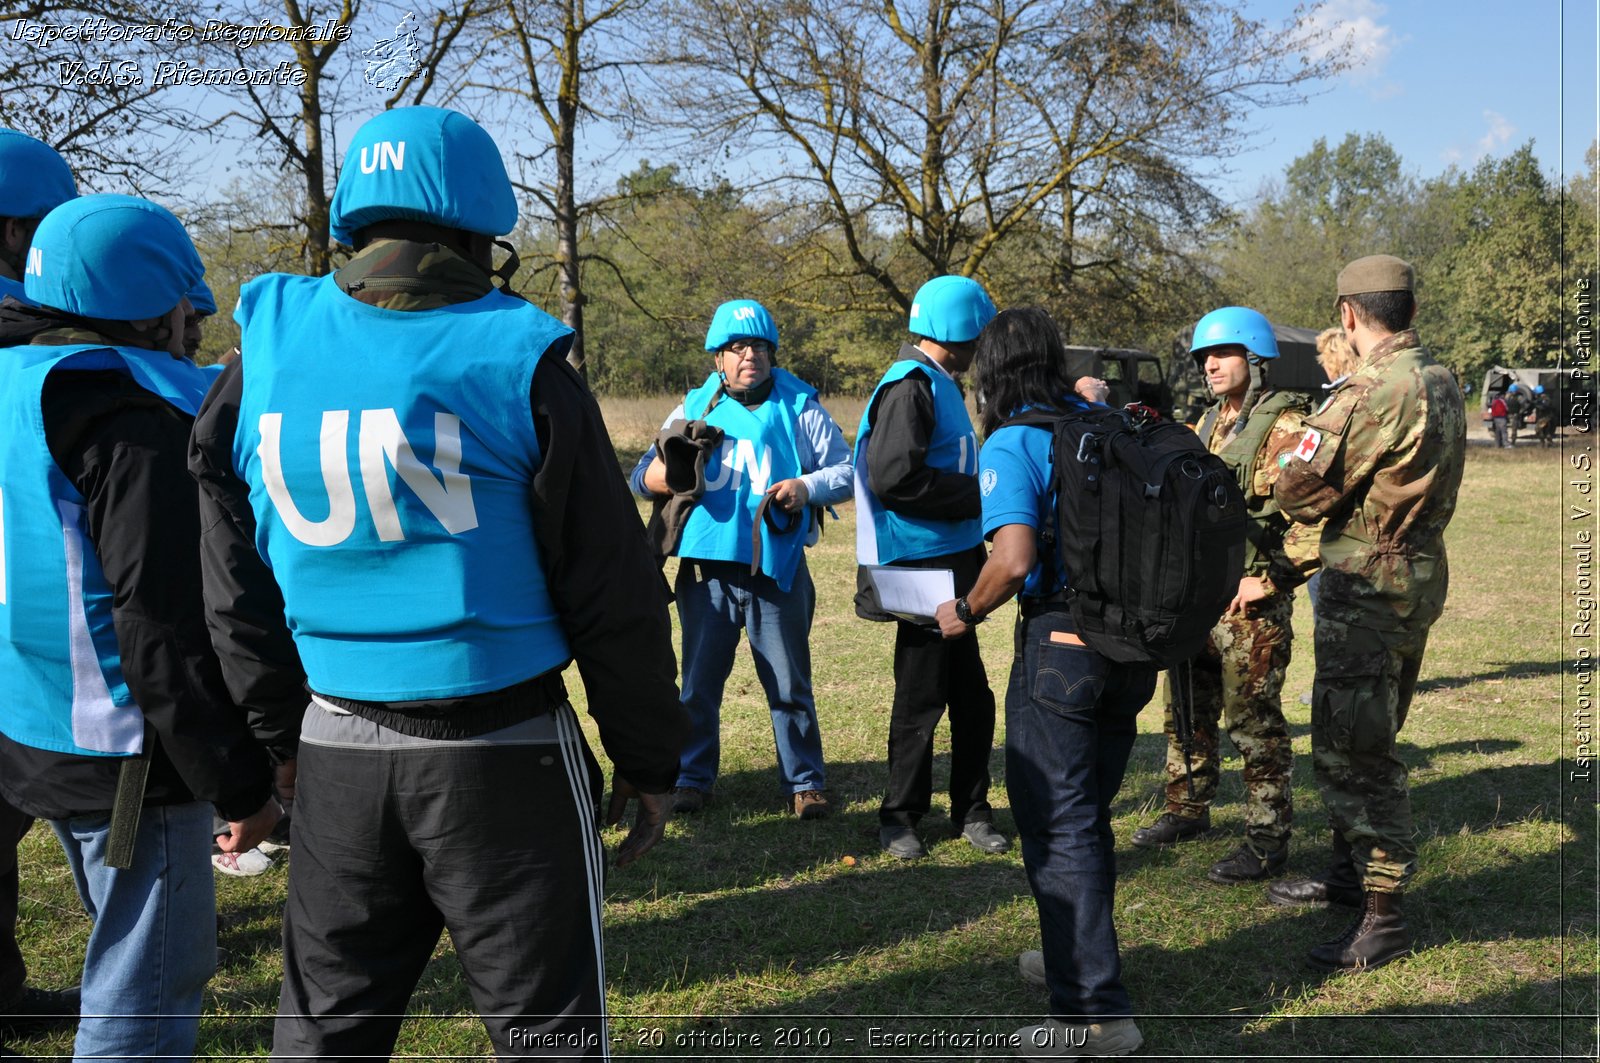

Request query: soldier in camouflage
[
  {"left": 1131, "top": 307, "right": 1320, "bottom": 884},
  {"left": 1269, "top": 255, "right": 1465, "bottom": 971}
]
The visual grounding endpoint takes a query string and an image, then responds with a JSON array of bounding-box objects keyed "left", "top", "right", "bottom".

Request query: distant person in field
[
  {"left": 1504, "top": 382, "right": 1528, "bottom": 444},
  {"left": 629, "top": 300, "right": 852, "bottom": 819},
  {"left": 1533, "top": 384, "right": 1557, "bottom": 447},
  {"left": 1271, "top": 254, "right": 1466, "bottom": 971},
  {"left": 1487, "top": 391, "right": 1509, "bottom": 448}
]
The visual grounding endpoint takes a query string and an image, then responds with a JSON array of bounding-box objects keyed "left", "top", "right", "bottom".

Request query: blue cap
[
  {"left": 908, "top": 276, "right": 995, "bottom": 343},
  {"left": 0, "top": 130, "right": 76, "bottom": 219},
  {"left": 705, "top": 299, "right": 779, "bottom": 352},
  {"left": 24, "top": 194, "right": 203, "bottom": 320},
  {"left": 330, "top": 107, "right": 518, "bottom": 245},
  {"left": 1190, "top": 306, "right": 1279, "bottom": 362},
  {"left": 187, "top": 278, "right": 216, "bottom": 316}
]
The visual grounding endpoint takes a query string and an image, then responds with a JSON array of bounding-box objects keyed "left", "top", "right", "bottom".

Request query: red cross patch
[{"left": 1292, "top": 427, "right": 1322, "bottom": 462}]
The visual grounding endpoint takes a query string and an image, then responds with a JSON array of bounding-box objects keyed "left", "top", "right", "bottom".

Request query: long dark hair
[{"left": 974, "top": 307, "right": 1078, "bottom": 436}]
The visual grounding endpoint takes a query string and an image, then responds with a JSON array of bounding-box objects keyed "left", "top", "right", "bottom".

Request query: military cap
[{"left": 1337, "top": 254, "right": 1414, "bottom": 296}]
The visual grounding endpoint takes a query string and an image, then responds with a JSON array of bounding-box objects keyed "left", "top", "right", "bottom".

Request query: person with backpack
[
  {"left": 934, "top": 307, "right": 1164, "bottom": 1058},
  {"left": 1504, "top": 382, "right": 1527, "bottom": 443},
  {"left": 855, "top": 275, "right": 1010, "bottom": 861},
  {"left": 1270, "top": 255, "right": 1465, "bottom": 971},
  {"left": 1129, "top": 308, "right": 1321, "bottom": 883},
  {"left": 1533, "top": 384, "right": 1557, "bottom": 447}
]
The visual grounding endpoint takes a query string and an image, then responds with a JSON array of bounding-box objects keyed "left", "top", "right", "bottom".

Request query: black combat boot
[
  {"left": 1267, "top": 832, "right": 1360, "bottom": 908},
  {"left": 1308, "top": 890, "right": 1410, "bottom": 970},
  {"left": 1130, "top": 810, "right": 1210, "bottom": 848}
]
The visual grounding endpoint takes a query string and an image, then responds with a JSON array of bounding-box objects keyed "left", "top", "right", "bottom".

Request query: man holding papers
[{"left": 854, "top": 276, "right": 1008, "bottom": 860}]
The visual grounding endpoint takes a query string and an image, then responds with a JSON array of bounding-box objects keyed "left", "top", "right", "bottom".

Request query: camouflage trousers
[
  {"left": 1161, "top": 592, "right": 1294, "bottom": 853},
  {"left": 1311, "top": 615, "right": 1430, "bottom": 894}
]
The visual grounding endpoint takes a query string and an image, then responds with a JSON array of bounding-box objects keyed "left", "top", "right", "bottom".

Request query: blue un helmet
[
  {"left": 1190, "top": 306, "right": 1280, "bottom": 366},
  {"left": 329, "top": 106, "right": 518, "bottom": 245},
  {"left": 1507, "top": 382, "right": 1520, "bottom": 394},
  {"left": 0, "top": 129, "right": 76, "bottom": 219},
  {"left": 187, "top": 277, "right": 217, "bottom": 317},
  {"left": 908, "top": 275, "right": 996, "bottom": 344},
  {"left": 1535, "top": 384, "right": 1545, "bottom": 394},
  {"left": 704, "top": 299, "right": 779, "bottom": 353},
  {"left": 24, "top": 194, "right": 203, "bottom": 321}
]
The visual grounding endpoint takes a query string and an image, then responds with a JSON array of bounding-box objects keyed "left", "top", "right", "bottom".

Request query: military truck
[
  {"left": 1481, "top": 365, "right": 1593, "bottom": 438},
  {"left": 1168, "top": 323, "right": 1332, "bottom": 423},
  {"left": 1062, "top": 345, "right": 1171, "bottom": 414}
]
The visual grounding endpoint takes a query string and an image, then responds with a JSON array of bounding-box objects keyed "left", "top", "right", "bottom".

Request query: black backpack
[{"left": 1003, "top": 406, "right": 1246, "bottom": 667}]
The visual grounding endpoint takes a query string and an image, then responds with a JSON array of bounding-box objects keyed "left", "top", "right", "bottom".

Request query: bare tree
[
  {"left": 653, "top": 0, "right": 1351, "bottom": 315},
  {"left": 0, "top": 1, "right": 211, "bottom": 191},
  {"left": 438, "top": 0, "right": 655, "bottom": 375}
]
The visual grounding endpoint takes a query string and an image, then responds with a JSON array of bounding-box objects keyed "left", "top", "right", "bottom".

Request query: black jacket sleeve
[
  {"left": 187, "top": 361, "right": 306, "bottom": 765},
  {"left": 528, "top": 356, "right": 688, "bottom": 793},
  {"left": 864, "top": 375, "right": 981, "bottom": 520},
  {"left": 45, "top": 369, "right": 274, "bottom": 822}
]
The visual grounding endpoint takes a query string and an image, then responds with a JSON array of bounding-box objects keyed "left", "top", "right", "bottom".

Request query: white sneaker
[
  {"left": 1014, "top": 1017, "right": 1142, "bottom": 1058},
  {"left": 1019, "top": 950, "right": 1048, "bottom": 987},
  {"left": 213, "top": 847, "right": 275, "bottom": 877}
]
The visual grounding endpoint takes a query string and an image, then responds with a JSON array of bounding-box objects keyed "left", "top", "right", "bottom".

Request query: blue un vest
[
  {"left": 855, "top": 358, "right": 983, "bottom": 563},
  {"left": 233, "top": 274, "right": 574, "bottom": 702},
  {"left": 0, "top": 344, "right": 212, "bottom": 757},
  {"left": 0, "top": 275, "right": 34, "bottom": 306},
  {"left": 676, "top": 368, "right": 812, "bottom": 592}
]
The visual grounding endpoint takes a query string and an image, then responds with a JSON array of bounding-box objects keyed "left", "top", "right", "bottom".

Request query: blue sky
[{"left": 1217, "top": 0, "right": 1598, "bottom": 202}]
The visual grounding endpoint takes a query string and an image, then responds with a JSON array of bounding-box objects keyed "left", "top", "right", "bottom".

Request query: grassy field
[{"left": 10, "top": 411, "right": 1596, "bottom": 1060}]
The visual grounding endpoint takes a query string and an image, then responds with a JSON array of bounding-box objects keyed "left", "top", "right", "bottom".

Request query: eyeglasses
[{"left": 723, "top": 339, "right": 772, "bottom": 357}]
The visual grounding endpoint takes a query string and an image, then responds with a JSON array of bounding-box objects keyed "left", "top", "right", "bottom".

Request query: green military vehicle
[{"left": 1062, "top": 345, "right": 1171, "bottom": 413}]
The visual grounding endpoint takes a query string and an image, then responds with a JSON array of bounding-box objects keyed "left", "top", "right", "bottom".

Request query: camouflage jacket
[
  {"left": 1273, "top": 329, "right": 1466, "bottom": 630},
  {"left": 1202, "top": 388, "right": 1322, "bottom": 593}
]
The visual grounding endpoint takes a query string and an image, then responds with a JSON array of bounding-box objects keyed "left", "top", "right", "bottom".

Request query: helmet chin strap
[{"left": 490, "top": 240, "right": 521, "bottom": 291}]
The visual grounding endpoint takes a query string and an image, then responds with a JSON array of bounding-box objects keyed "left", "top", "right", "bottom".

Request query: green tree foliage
[
  {"left": 1215, "top": 133, "right": 1417, "bottom": 331},
  {"left": 1424, "top": 144, "right": 1565, "bottom": 376}
]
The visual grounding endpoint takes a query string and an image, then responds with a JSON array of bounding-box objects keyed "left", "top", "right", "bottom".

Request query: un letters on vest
[{"left": 1006, "top": 408, "right": 1246, "bottom": 667}]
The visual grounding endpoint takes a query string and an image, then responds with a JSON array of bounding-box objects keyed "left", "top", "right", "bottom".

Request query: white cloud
[
  {"left": 1439, "top": 112, "right": 1519, "bottom": 168},
  {"left": 1476, "top": 110, "right": 1516, "bottom": 156},
  {"left": 1303, "top": 0, "right": 1397, "bottom": 80}
]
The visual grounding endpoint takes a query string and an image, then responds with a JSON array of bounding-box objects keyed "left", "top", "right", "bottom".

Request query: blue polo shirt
[{"left": 977, "top": 398, "right": 1097, "bottom": 598}]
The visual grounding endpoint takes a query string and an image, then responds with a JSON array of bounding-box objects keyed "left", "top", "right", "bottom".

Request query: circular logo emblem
[{"left": 981, "top": 469, "right": 998, "bottom": 496}]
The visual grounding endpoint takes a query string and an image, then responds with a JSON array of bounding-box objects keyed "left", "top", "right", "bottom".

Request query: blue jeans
[
  {"left": 1006, "top": 610, "right": 1156, "bottom": 1020},
  {"left": 51, "top": 800, "right": 217, "bottom": 1063},
  {"left": 675, "top": 558, "right": 826, "bottom": 793}
]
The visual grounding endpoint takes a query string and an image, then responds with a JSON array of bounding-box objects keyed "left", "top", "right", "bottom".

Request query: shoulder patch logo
[
  {"left": 980, "top": 469, "right": 998, "bottom": 496},
  {"left": 1292, "top": 427, "right": 1322, "bottom": 462}
]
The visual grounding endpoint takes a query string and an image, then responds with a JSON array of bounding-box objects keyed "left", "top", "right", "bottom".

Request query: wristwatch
[{"left": 954, "top": 597, "right": 983, "bottom": 625}]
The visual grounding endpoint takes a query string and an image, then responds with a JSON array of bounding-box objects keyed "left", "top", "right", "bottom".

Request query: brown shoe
[
  {"left": 1308, "top": 890, "right": 1411, "bottom": 970},
  {"left": 670, "top": 787, "right": 709, "bottom": 815},
  {"left": 793, "top": 790, "right": 830, "bottom": 819}
]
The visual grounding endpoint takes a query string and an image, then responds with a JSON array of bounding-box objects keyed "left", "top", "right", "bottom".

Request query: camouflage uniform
[
  {"left": 1161, "top": 387, "right": 1320, "bottom": 855},
  {"left": 1274, "top": 328, "right": 1466, "bottom": 893}
]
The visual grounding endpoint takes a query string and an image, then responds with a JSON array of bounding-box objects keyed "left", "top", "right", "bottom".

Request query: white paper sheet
[{"left": 860, "top": 564, "right": 955, "bottom": 622}]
